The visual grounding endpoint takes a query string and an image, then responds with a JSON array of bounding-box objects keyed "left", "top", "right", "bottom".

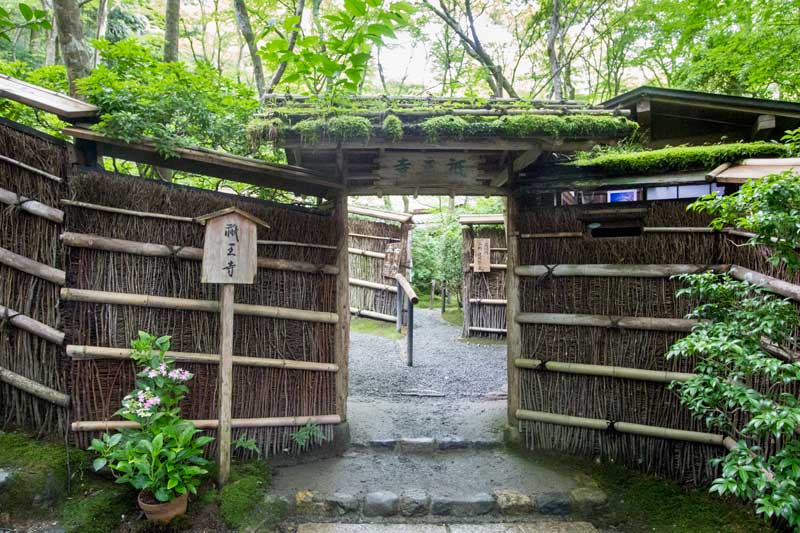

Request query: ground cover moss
[
  {"left": 381, "top": 114, "right": 404, "bottom": 142},
  {"left": 572, "top": 141, "right": 789, "bottom": 176},
  {"left": 60, "top": 482, "right": 136, "bottom": 533},
  {"left": 219, "top": 460, "right": 285, "bottom": 530},
  {"left": 350, "top": 316, "right": 404, "bottom": 340}
]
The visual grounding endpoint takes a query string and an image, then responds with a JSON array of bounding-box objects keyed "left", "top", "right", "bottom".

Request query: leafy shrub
[
  {"left": 382, "top": 114, "right": 403, "bottom": 142},
  {"left": 421, "top": 115, "right": 468, "bottom": 142},
  {"left": 292, "top": 116, "right": 372, "bottom": 144}
]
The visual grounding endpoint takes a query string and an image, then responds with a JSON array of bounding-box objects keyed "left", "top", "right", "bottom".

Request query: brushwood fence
[
  {"left": 461, "top": 220, "right": 507, "bottom": 338},
  {"left": 507, "top": 198, "right": 800, "bottom": 485}
]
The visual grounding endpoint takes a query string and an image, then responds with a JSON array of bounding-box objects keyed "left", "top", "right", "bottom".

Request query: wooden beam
[
  {"left": 349, "top": 205, "right": 413, "bottom": 223},
  {"left": 61, "top": 232, "right": 338, "bottom": 275},
  {"left": 349, "top": 278, "right": 398, "bottom": 292},
  {"left": 0, "top": 74, "right": 98, "bottom": 119},
  {"left": 67, "top": 345, "right": 338, "bottom": 371},
  {"left": 59, "top": 288, "right": 339, "bottom": 324},
  {"left": 0, "top": 246, "right": 65, "bottom": 285},
  {"left": 459, "top": 214, "right": 505, "bottom": 225},
  {"left": 71, "top": 415, "right": 342, "bottom": 432},
  {"left": 0, "top": 366, "right": 70, "bottom": 406},
  {"left": 751, "top": 114, "right": 776, "bottom": 140},
  {"left": 0, "top": 187, "right": 63, "bottom": 223},
  {"left": 0, "top": 304, "right": 64, "bottom": 345},
  {"left": 515, "top": 172, "right": 708, "bottom": 193},
  {"left": 516, "top": 312, "right": 697, "bottom": 332}
]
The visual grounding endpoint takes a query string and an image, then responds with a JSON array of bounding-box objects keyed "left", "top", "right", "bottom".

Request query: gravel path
[{"left": 349, "top": 308, "right": 507, "bottom": 400}]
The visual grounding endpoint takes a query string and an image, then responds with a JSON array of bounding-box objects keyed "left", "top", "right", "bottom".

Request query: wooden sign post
[
  {"left": 197, "top": 207, "right": 269, "bottom": 486},
  {"left": 473, "top": 238, "right": 491, "bottom": 273}
]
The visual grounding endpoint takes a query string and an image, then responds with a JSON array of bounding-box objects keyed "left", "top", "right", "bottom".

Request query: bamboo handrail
[
  {"left": 0, "top": 246, "right": 65, "bottom": 285},
  {"left": 349, "top": 278, "right": 397, "bottom": 292},
  {"left": 469, "top": 263, "right": 507, "bottom": 270},
  {"left": 513, "top": 358, "right": 696, "bottom": 383},
  {"left": 0, "top": 187, "right": 63, "bottom": 223},
  {"left": 61, "top": 232, "right": 338, "bottom": 275},
  {"left": 0, "top": 154, "right": 61, "bottom": 182},
  {"left": 71, "top": 414, "right": 342, "bottom": 432},
  {"left": 518, "top": 232, "right": 583, "bottom": 239},
  {"left": 516, "top": 312, "right": 697, "bottom": 332},
  {"left": 349, "top": 247, "right": 387, "bottom": 259},
  {"left": 59, "top": 288, "right": 339, "bottom": 324},
  {"left": 516, "top": 409, "right": 725, "bottom": 446},
  {"left": 66, "top": 345, "right": 339, "bottom": 372},
  {"left": 394, "top": 274, "right": 419, "bottom": 304},
  {"left": 728, "top": 265, "right": 800, "bottom": 302},
  {"left": 468, "top": 298, "right": 507, "bottom": 305},
  {"left": 349, "top": 307, "right": 396, "bottom": 322},
  {"left": 515, "top": 264, "right": 724, "bottom": 278},
  {"left": 0, "top": 304, "right": 64, "bottom": 345},
  {"left": 0, "top": 366, "right": 69, "bottom": 406},
  {"left": 468, "top": 326, "right": 507, "bottom": 333},
  {"left": 642, "top": 227, "right": 714, "bottom": 234},
  {"left": 348, "top": 232, "right": 400, "bottom": 242},
  {"left": 259, "top": 239, "right": 336, "bottom": 250},
  {"left": 61, "top": 199, "right": 195, "bottom": 222}
]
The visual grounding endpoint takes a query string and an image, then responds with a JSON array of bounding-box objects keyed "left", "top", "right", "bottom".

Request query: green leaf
[
  {"left": 93, "top": 457, "right": 108, "bottom": 471},
  {"left": 18, "top": 3, "right": 33, "bottom": 21},
  {"left": 366, "top": 23, "right": 396, "bottom": 38},
  {"left": 154, "top": 487, "right": 170, "bottom": 502},
  {"left": 343, "top": 0, "right": 367, "bottom": 17}
]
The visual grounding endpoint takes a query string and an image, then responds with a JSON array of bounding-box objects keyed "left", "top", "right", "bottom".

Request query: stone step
[
  {"left": 290, "top": 521, "right": 598, "bottom": 532},
  {"left": 352, "top": 437, "right": 503, "bottom": 453}
]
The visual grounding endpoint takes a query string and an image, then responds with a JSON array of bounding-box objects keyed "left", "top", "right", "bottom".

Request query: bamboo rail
[
  {"left": 349, "top": 206, "right": 413, "bottom": 223},
  {"left": 259, "top": 239, "right": 336, "bottom": 250},
  {"left": 71, "top": 414, "right": 342, "bottom": 432},
  {"left": 516, "top": 312, "right": 697, "bottom": 332},
  {"left": 66, "top": 345, "right": 339, "bottom": 372},
  {"left": 348, "top": 232, "right": 400, "bottom": 242},
  {"left": 468, "top": 298, "right": 507, "bottom": 305},
  {"left": 349, "top": 247, "right": 387, "bottom": 259},
  {"left": 515, "top": 264, "right": 723, "bottom": 278},
  {"left": 349, "top": 278, "right": 397, "bottom": 292},
  {"left": 469, "top": 263, "right": 507, "bottom": 270},
  {"left": 513, "top": 358, "right": 696, "bottom": 383},
  {"left": 61, "top": 232, "right": 339, "bottom": 275},
  {"left": 518, "top": 227, "right": 759, "bottom": 239},
  {"left": 642, "top": 227, "right": 714, "bottom": 234},
  {"left": 0, "top": 304, "right": 64, "bottom": 345},
  {"left": 0, "top": 154, "right": 62, "bottom": 182},
  {"left": 728, "top": 265, "right": 800, "bottom": 302},
  {"left": 516, "top": 409, "right": 725, "bottom": 446},
  {"left": 0, "top": 187, "right": 63, "bottom": 223},
  {"left": 469, "top": 326, "right": 507, "bottom": 334},
  {"left": 394, "top": 274, "right": 419, "bottom": 304},
  {"left": 0, "top": 246, "right": 65, "bottom": 285},
  {"left": 519, "top": 232, "right": 583, "bottom": 239},
  {"left": 0, "top": 366, "right": 69, "bottom": 406},
  {"left": 350, "top": 306, "right": 396, "bottom": 322},
  {"left": 60, "top": 288, "right": 339, "bottom": 324},
  {"left": 61, "top": 199, "right": 195, "bottom": 222}
]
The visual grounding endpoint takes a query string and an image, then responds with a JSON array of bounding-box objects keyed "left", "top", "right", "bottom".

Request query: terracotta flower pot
[{"left": 137, "top": 490, "right": 188, "bottom": 523}]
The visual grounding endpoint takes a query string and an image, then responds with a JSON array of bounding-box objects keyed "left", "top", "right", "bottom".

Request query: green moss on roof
[
  {"left": 293, "top": 116, "right": 372, "bottom": 144},
  {"left": 572, "top": 142, "right": 790, "bottom": 176},
  {"left": 382, "top": 114, "right": 404, "bottom": 142}
]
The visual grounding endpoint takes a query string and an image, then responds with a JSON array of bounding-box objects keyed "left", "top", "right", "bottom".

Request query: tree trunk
[
  {"left": 93, "top": 0, "right": 108, "bottom": 67},
  {"left": 547, "top": 0, "right": 562, "bottom": 100},
  {"left": 43, "top": 0, "right": 58, "bottom": 65},
  {"left": 164, "top": 0, "right": 180, "bottom": 62},
  {"left": 232, "top": 0, "right": 266, "bottom": 98},
  {"left": 264, "top": 0, "right": 305, "bottom": 97},
  {"left": 53, "top": 0, "right": 92, "bottom": 97}
]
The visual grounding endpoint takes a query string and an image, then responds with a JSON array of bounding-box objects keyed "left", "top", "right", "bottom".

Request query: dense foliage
[{"left": 668, "top": 170, "right": 800, "bottom": 527}]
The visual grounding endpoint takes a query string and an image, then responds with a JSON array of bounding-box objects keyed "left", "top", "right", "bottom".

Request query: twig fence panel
[
  {"left": 462, "top": 221, "right": 507, "bottom": 338},
  {"left": 0, "top": 117, "right": 69, "bottom": 435},
  {"left": 62, "top": 170, "right": 341, "bottom": 458},
  {"left": 347, "top": 215, "right": 412, "bottom": 324}
]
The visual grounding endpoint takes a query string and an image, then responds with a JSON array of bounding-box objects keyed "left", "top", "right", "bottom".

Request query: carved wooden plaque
[
  {"left": 201, "top": 211, "right": 258, "bottom": 284},
  {"left": 383, "top": 243, "right": 402, "bottom": 278},
  {"left": 473, "top": 238, "right": 491, "bottom": 273}
]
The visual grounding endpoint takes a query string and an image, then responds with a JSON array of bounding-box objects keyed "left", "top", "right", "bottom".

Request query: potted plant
[{"left": 89, "top": 332, "right": 214, "bottom": 523}]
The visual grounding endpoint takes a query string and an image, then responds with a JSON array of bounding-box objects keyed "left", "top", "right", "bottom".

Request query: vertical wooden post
[
  {"left": 334, "top": 194, "right": 350, "bottom": 421},
  {"left": 396, "top": 281, "right": 404, "bottom": 332},
  {"left": 217, "top": 283, "right": 235, "bottom": 485},
  {"left": 406, "top": 297, "right": 413, "bottom": 367},
  {"left": 441, "top": 283, "right": 447, "bottom": 314},
  {"left": 504, "top": 196, "right": 521, "bottom": 426}
]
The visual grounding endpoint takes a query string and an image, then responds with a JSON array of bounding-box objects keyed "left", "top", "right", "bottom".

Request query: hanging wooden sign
[
  {"left": 196, "top": 207, "right": 269, "bottom": 487},
  {"left": 383, "top": 242, "right": 402, "bottom": 278},
  {"left": 473, "top": 238, "right": 491, "bottom": 272}
]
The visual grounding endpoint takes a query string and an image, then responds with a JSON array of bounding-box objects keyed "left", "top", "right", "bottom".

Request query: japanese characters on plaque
[
  {"left": 379, "top": 152, "right": 478, "bottom": 182},
  {"left": 473, "top": 238, "right": 492, "bottom": 273},
  {"left": 200, "top": 208, "right": 266, "bottom": 285},
  {"left": 382, "top": 243, "right": 402, "bottom": 278}
]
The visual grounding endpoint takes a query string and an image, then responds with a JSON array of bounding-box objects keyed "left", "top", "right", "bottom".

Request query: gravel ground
[{"left": 349, "top": 308, "right": 507, "bottom": 400}]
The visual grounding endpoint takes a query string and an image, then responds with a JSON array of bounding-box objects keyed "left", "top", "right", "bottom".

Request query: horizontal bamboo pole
[
  {"left": 0, "top": 154, "right": 61, "bottom": 182},
  {"left": 60, "top": 288, "right": 339, "bottom": 324},
  {"left": 395, "top": 274, "right": 419, "bottom": 304},
  {"left": 348, "top": 232, "right": 400, "bottom": 242},
  {"left": 519, "top": 232, "right": 583, "bottom": 239},
  {"left": 71, "top": 414, "right": 342, "bottom": 432},
  {"left": 469, "top": 263, "right": 507, "bottom": 270},
  {"left": 259, "top": 239, "right": 336, "bottom": 250},
  {"left": 0, "top": 187, "right": 63, "bottom": 223},
  {"left": 513, "top": 358, "right": 696, "bottom": 383},
  {"left": 0, "top": 365, "right": 70, "bottom": 406},
  {"left": 516, "top": 409, "right": 725, "bottom": 446},
  {"left": 728, "top": 265, "right": 800, "bottom": 302},
  {"left": 349, "top": 278, "right": 397, "bottom": 292},
  {"left": 349, "top": 247, "right": 386, "bottom": 259},
  {"left": 349, "top": 205, "right": 412, "bottom": 223},
  {"left": 516, "top": 313, "right": 697, "bottom": 332},
  {"left": 515, "top": 264, "right": 723, "bottom": 278},
  {"left": 642, "top": 227, "right": 714, "bottom": 234},
  {"left": 0, "top": 303, "right": 64, "bottom": 345},
  {"left": 61, "top": 199, "right": 194, "bottom": 222},
  {"left": 61, "top": 232, "right": 338, "bottom": 275},
  {"left": 0, "top": 246, "right": 65, "bottom": 285},
  {"left": 469, "top": 326, "right": 507, "bottom": 334},
  {"left": 350, "top": 307, "right": 396, "bottom": 322},
  {"left": 468, "top": 298, "right": 507, "bottom": 305},
  {"left": 66, "top": 345, "right": 339, "bottom": 372}
]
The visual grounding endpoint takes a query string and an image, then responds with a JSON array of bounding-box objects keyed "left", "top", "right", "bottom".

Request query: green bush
[
  {"left": 382, "top": 114, "right": 404, "bottom": 142},
  {"left": 572, "top": 142, "right": 789, "bottom": 176},
  {"left": 421, "top": 115, "right": 469, "bottom": 142}
]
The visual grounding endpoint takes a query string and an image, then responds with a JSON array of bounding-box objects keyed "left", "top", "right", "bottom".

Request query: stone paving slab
[
  {"left": 271, "top": 449, "right": 576, "bottom": 498},
  {"left": 294, "top": 522, "right": 597, "bottom": 533}
]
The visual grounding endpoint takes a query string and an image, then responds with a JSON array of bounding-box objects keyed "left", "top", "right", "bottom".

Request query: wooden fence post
[
  {"left": 334, "top": 194, "right": 350, "bottom": 422},
  {"left": 406, "top": 296, "right": 414, "bottom": 367},
  {"left": 504, "top": 197, "right": 521, "bottom": 427},
  {"left": 217, "top": 283, "right": 235, "bottom": 485}
]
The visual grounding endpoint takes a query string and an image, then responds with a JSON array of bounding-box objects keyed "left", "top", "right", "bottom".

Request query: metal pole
[
  {"left": 441, "top": 283, "right": 447, "bottom": 314},
  {"left": 396, "top": 280, "right": 404, "bottom": 333},
  {"left": 406, "top": 296, "right": 413, "bottom": 367}
]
